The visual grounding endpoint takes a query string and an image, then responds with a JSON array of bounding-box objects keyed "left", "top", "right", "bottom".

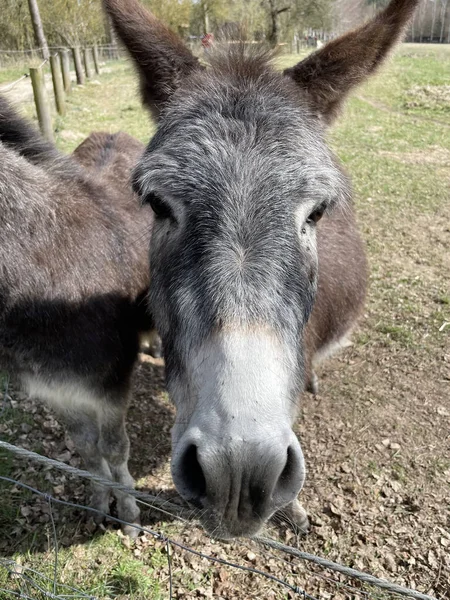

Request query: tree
[
  {"left": 27, "top": 0, "right": 49, "bottom": 58},
  {"left": 143, "top": 0, "right": 192, "bottom": 35},
  {"left": 439, "top": 0, "right": 449, "bottom": 42},
  {"left": 265, "top": 0, "right": 291, "bottom": 47},
  {"left": 430, "top": 0, "right": 438, "bottom": 40}
]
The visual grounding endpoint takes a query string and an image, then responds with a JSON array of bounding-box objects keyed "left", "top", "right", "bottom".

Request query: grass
[
  {"left": 0, "top": 44, "right": 449, "bottom": 598},
  {"left": 18, "top": 60, "right": 155, "bottom": 154}
]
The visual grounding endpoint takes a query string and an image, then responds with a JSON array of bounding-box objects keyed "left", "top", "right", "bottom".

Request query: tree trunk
[
  {"left": 430, "top": 0, "right": 438, "bottom": 41},
  {"left": 267, "top": 0, "right": 289, "bottom": 48},
  {"left": 418, "top": 0, "right": 426, "bottom": 42},
  {"left": 268, "top": 0, "right": 278, "bottom": 46},
  {"left": 439, "top": 0, "right": 449, "bottom": 42},
  {"left": 27, "top": 0, "right": 49, "bottom": 60},
  {"left": 202, "top": 1, "right": 210, "bottom": 33},
  {"left": 106, "top": 15, "right": 119, "bottom": 59}
]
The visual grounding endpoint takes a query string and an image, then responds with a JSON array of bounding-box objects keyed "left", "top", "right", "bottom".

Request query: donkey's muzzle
[{"left": 171, "top": 428, "right": 305, "bottom": 538}]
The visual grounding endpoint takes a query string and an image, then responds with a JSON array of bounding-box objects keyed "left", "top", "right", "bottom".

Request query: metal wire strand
[
  {"left": 0, "top": 476, "right": 315, "bottom": 599},
  {"left": 0, "top": 440, "right": 439, "bottom": 600}
]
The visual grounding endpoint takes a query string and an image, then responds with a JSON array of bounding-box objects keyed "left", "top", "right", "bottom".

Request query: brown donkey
[
  {"left": 104, "top": 0, "right": 419, "bottom": 539},
  {"left": 0, "top": 97, "right": 151, "bottom": 535}
]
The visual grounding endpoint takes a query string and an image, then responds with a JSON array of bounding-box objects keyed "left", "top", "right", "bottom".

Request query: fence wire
[
  {"left": 0, "top": 74, "right": 29, "bottom": 92},
  {"left": 0, "top": 440, "right": 439, "bottom": 600}
]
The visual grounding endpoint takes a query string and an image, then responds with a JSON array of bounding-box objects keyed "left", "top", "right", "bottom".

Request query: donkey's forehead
[
  {"left": 164, "top": 71, "right": 322, "bottom": 148},
  {"left": 137, "top": 74, "right": 348, "bottom": 204}
]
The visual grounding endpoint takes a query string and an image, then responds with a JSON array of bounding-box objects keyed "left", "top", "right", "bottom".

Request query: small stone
[{"left": 246, "top": 551, "right": 256, "bottom": 562}]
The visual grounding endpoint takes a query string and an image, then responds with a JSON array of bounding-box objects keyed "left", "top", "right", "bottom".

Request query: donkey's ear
[
  {"left": 284, "top": 0, "right": 419, "bottom": 124},
  {"left": 103, "top": 0, "right": 202, "bottom": 119}
]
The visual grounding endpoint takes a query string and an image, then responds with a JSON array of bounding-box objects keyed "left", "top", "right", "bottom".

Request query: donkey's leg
[
  {"left": 98, "top": 404, "right": 140, "bottom": 536},
  {"left": 306, "top": 371, "right": 319, "bottom": 396},
  {"left": 63, "top": 410, "right": 113, "bottom": 520}
]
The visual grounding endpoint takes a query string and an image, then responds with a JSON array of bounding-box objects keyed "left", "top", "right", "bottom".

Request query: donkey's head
[{"left": 105, "top": 0, "right": 418, "bottom": 538}]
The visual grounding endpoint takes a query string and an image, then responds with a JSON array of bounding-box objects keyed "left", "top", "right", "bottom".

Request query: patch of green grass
[
  {"left": 436, "top": 295, "right": 449, "bottom": 305},
  {"left": 360, "top": 43, "right": 450, "bottom": 123},
  {"left": 391, "top": 462, "right": 407, "bottom": 483},
  {"left": 108, "top": 557, "right": 161, "bottom": 597},
  {"left": 0, "top": 531, "right": 166, "bottom": 599},
  {"left": 20, "top": 60, "right": 156, "bottom": 154},
  {"left": 375, "top": 323, "right": 414, "bottom": 347},
  {"left": 355, "top": 332, "right": 371, "bottom": 346}
]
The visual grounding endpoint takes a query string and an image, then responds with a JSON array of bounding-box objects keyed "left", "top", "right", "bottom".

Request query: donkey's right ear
[{"left": 103, "top": 0, "right": 202, "bottom": 119}]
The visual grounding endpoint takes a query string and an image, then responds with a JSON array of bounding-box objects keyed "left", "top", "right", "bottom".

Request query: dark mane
[{"left": 205, "top": 42, "right": 276, "bottom": 80}]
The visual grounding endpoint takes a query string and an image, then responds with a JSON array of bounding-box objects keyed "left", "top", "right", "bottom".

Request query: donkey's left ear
[
  {"left": 103, "top": 0, "right": 202, "bottom": 120},
  {"left": 284, "top": 0, "right": 419, "bottom": 124}
]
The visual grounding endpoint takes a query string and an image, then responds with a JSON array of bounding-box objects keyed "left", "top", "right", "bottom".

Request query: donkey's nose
[{"left": 172, "top": 430, "right": 305, "bottom": 537}]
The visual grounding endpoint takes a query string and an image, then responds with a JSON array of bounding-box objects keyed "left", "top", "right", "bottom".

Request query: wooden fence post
[
  {"left": 60, "top": 49, "right": 72, "bottom": 94},
  {"left": 72, "top": 47, "right": 85, "bottom": 85},
  {"left": 83, "top": 48, "right": 93, "bottom": 79},
  {"left": 50, "top": 53, "right": 66, "bottom": 116},
  {"left": 29, "top": 65, "right": 53, "bottom": 142},
  {"left": 92, "top": 45, "right": 100, "bottom": 75}
]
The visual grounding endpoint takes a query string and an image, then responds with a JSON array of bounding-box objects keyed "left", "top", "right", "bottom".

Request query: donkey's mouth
[{"left": 197, "top": 509, "right": 265, "bottom": 540}]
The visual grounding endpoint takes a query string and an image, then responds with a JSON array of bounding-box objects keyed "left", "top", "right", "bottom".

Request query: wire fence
[
  {"left": 0, "top": 440, "right": 438, "bottom": 600},
  {"left": 0, "top": 74, "right": 29, "bottom": 93},
  {"left": 0, "top": 45, "right": 123, "bottom": 143}
]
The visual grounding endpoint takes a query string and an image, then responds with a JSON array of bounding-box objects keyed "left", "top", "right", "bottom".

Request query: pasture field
[{"left": 0, "top": 44, "right": 449, "bottom": 599}]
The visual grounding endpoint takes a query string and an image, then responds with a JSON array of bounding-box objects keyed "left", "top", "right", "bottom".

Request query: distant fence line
[{"left": 0, "top": 45, "right": 122, "bottom": 142}]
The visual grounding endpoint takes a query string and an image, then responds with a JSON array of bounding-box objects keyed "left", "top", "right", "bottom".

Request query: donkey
[
  {"left": 0, "top": 97, "right": 151, "bottom": 535},
  {"left": 104, "top": 0, "right": 419, "bottom": 539}
]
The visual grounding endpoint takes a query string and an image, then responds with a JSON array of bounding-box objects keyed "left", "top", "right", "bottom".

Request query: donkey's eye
[
  {"left": 146, "top": 193, "right": 173, "bottom": 220},
  {"left": 306, "top": 205, "right": 325, "bottom": 225}
]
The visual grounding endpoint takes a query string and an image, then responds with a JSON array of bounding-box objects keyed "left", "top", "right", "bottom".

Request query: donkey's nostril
[
  {"left": 179, "top": 444, "right": 206, "bottom": 506},
  {"left": 274, "top": 443, "right": 304, "bottom": 505},
  {"left": 280, "top": 445, "right": 296, "bottom": 484}
]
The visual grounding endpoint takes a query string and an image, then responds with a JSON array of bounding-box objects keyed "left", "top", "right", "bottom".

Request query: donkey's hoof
[
  {"left": 306, "top": 371, "right": 319, "bottom": 396},
  {"left": 140, "top": 330, "right": 163, "bottom": 358},
  {"left": 278, "top": 499, "right": 310, "bottom": 534},
  {"left": 116, "top": 495, "right": 141, "bottom": 539},
  {"left": 149, "top": 338, "right": 162, "bottom": 358},
  {"left": 122, "top": 514, "right": 141, "bottom": 539}
]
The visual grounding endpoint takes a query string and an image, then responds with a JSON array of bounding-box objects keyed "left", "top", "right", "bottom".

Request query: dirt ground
[{"left": 0, "top": 46, "right": 449, "bottom": 600}]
